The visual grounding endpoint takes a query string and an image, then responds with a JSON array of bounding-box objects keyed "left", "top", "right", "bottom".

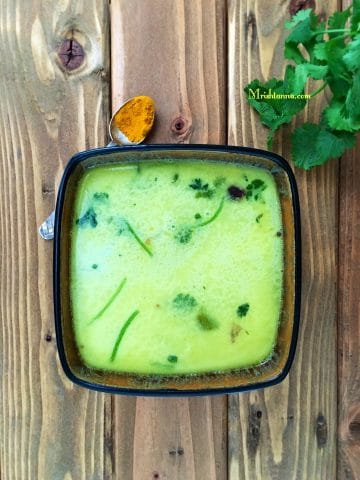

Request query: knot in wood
[
  {"left": 247, "top": 405, "right": 262, "bottom": 456},
  {"left": 289, "top": 0, "right": 315, "bottom": 16},
  {"left": 58, "top": 38, "right": 84, "bottom": 71},
  {"left": 171, "top": 116, "right": 189, "bottom": 135},
  {"left": 349, "top": 419, "right": 360, "bottom": 441},
  {"left": 168, "top": 446, "right": 184, "bottom": 456},
  {"left": 244, "top": 11, "right": 257, "bottom": 49},
  {"left": 44, "top": 333, "right": 52, "bottom": 342},
  {"left": 316, "top": 414, "right": 327, "bottom": 447}
]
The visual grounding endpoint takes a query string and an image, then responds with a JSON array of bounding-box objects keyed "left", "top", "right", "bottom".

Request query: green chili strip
[
  {"left": 110, "top": 309, "right": 139, "bottom": 362},
  {"left": 195, "top": 197, "right": 225, "bottom": 228},
  {"left": 88, "top": 277, "right": 127, "bottom": 325},
  {"left": 125, "top": 220, "right": 153, "bottom": 257}
]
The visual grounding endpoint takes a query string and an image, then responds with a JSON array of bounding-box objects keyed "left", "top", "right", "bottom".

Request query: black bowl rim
[{"left": 53, "top": 144, "right": 301, "bottom": 397}]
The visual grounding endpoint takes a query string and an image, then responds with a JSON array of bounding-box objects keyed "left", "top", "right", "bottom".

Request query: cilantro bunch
[{"left": 244, "top": 1, "right": 360, "bottom": 169}]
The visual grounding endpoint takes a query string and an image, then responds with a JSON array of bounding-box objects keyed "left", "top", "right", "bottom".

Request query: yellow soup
[{"left": 70, "top": 160, "right": 283, "bottom": 375}]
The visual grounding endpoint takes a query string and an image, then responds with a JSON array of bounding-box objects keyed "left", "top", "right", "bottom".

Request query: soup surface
[{"left": 70, "top": 160, "right": 283, "bottom": 374}]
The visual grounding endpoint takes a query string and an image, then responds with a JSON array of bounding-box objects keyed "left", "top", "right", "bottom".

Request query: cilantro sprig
[{"left": 244, "top": 1, "right": 360, "bottom": 169}]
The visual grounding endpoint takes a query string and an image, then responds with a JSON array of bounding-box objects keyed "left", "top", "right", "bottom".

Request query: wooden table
[{"left": 0, "top": 1, "right": 359, "bottom": 479}]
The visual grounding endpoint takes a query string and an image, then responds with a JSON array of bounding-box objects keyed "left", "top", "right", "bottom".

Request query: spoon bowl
[{"left": 109, "top": 95, "right": 155, "bottom": 146}]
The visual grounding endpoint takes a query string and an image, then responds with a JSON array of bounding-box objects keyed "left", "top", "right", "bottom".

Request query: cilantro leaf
[
  {"left": 346, "top": 71, "right": 360, "bottom": 122},
  {"left": 285, "top": 8, "right": 324, "bottom": 60},
  {"left": 245, "top": 3, "right": 360, "bottom": 170},
  {"left": 174, "top": 226, "right": 193, "bottom": 244},
  {"left": 246, "top": 179, "right": 267, "bottom": 200},
  {"left": 328, "top": 7, "right": 351, "bottom": 34},
  {"left": 293, "top": 63, "right": 328, "bottom": 94},
  {"left": 284, "top": 42, "right": 306, "bottom": 64},
  {"left": 292, "top": 123, "right": 356, "bottom": 169},
  {"left": 189, "top": 178, "right": 216, "bottom": 198},
  {"left": 167, "top": 355, "right": 178, "bottom": 363},
  {"left": 172, "top": 293, "right": 198, "bottom": 311},
  {"left": 313, "top": 42, "right": 327, "bottom": 61},
  {"left": 323, "top": 37, "right": 352, "bottom": 85},
  {"left": 189, "top": 178, "right": 208, "bottom": 190},
  {"left": 351, "top": 0, "right": 360, "bottom": 33},
  {"left": 237, "top": 303, "right": 250, "bottom": 317},
  {"left": 324, "top": 72, "right": 360, "bottom": 131},
  {"left": 93, "top": 192, "right": 109, "bottom": 202},
  {"left": 285, "top": 9, "right": 315, "bottom": 40},
  {"left": 244, "top": 66, "right": 306, "bottom": 143},
  {"left": 195, "top": 189, "right": 215, "bottom": 199},
  {"left": 76, "top": 207, "right": 97, "bottom": 228},
  {"left": 343, "top": 34, "right": 360, "bottom": 72},
  {"left": 324, "top": 100, "right": 360, "bottom": 132}
]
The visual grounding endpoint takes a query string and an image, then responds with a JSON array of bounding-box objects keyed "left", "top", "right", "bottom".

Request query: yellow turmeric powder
[{"left": 112, "top": 95, "right": 155, "bottom": 144}]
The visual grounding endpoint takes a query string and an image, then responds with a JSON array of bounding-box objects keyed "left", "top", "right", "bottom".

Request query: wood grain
[
  {"left": 0, "top": 1, "right": 110, "bottom": 479},
  {"left": 111, "top": 0, "right": 226, "bottom": 145},
  {"left": 110, "top": 1, "right": 227, "bottom": 479},
  {"left": 337, "top": 1, "right": 360, "bottom": 476},
  {"left": 228, "top": 1, "right": 338, "bottom": 478},
  {"left": 338, "top": 136, "right": 360, "bottom": 480}
]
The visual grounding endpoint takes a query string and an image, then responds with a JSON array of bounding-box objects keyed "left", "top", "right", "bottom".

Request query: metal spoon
[{"left": 38, "top": 95, "right": 155, "bottom": 240}]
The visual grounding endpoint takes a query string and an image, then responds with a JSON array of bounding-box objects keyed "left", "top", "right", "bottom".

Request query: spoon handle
[
  {"left": 38, "top": 141, "right": 116, "bottom": 240},
  {"left": 39, "top": 211, "right": 55, "bottom": 240}
]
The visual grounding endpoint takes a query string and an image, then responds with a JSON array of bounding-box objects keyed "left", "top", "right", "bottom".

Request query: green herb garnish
[
  {"left": 174, "top": 197, "right": 225, "bottom": 244},
  {"left": 195, "top": 197, "right": 225, "bottom": 227},
  {"left": 214, "top": 176, "right": 226, "bottom": 187},
  {"left": 172, "top": 173, "right": 179, "bottom": 183},
  {"left": 246, "top": 179, "right": 266, "bottom": 200},
  {"left": 93, "top": 192, "right": 109, "bottom": 202},
  {"left": 244, "top": 2, "right": 360, "bottom": 169},
  {"left": 124, "top": 219, "right": 153, "bottom": 257},
  {"left": 196, "top": 311, "right": 219, "bottom": 330},
  {"left": 174, "top": 226, "right": 193, "bottom": 244},
  {"left": 195, "top": 189, "right": 215, "bottom": 199},
  {"left": 172, "top": 293, "right": 198, "bottom": 311},
  {"left": 189, "top": 178, "right": 208, "bottom": 190},
  {"left": 194, "top": 213, "right": 202, "bottom": 219},
  {"left": 237, "top": 303, "right": 250, "bottom": 318},
  {"left": 189, "top": 178, "right": 216, "bottom": 198},
  {"left": 167, "top": 355, "right": 178, "bottom": 363},
  {"left": 89, "top": 277, "right": 127, "bottom": 325},
  {"left": 110, "top": 309, "right": 139, "bottom": 362},
  {"left": 76, "top": 207, "right": 97, "bottom": 228},
  {"left": 256, "top": 213, "right": 264, "bottom": 223},
  {"left": 91, "top": 264, "right": 98, "bottom": 269}
]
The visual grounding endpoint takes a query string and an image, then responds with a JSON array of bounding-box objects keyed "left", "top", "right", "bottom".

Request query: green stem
[
  {"left": 267, "top": 131, "right": 275, "bottom": 150},
  {"left": 125, "top": 220, "right": 153, "bottom": 257},
  {"left": 310, "top": 82, "right": 327, "bottom": 98},
  {"left": 315, "top": 28, "right": 350, "bottom": 35},
  {"left": 89, "top": 277, "right": 127, "bottom": 325},
  {"left": 110, "top": 309, "right": 139, "bottom": 362},
  {"left": 195, "top": 197, "right": 225, "bottom": 228}
]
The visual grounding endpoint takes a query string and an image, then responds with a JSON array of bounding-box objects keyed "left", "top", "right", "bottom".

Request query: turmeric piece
[{"left": 111, "top": 95, "right": 155, "bottom": 144}]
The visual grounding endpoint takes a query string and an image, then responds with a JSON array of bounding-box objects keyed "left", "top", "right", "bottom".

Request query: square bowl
[{"left": 54, "top": 144, "right": 301, "bottom": 396}]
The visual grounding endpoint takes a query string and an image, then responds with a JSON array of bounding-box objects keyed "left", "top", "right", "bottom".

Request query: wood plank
[
  {"left": 338, "top": 138, "right": 360, "bottom": 479},
  {"left": 110, "top": 1, "right": 227, "bottom": 479},
  {"left": 228, "top": 1, "right": 338, "bottom": 478},
  {"left": 0, "top": 1, "right": 110, "bottom": 479},
  {"left": 337, "top": 0, "right": 360, "bottom": 475}
]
